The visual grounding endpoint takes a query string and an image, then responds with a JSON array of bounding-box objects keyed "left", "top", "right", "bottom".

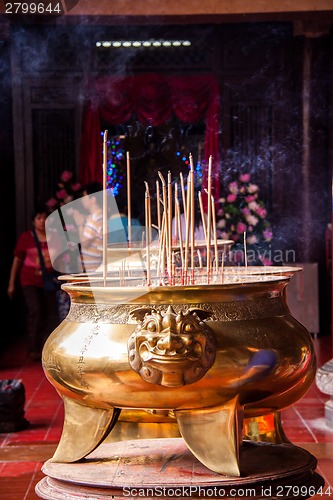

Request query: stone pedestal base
[{"left": 35, "top": 438, "right": 324, "bottom": 499}]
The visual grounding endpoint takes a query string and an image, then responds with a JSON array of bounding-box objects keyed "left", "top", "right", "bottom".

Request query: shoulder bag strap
[{"left": 31, "top": 227, "right": 48, "bottom": 277}]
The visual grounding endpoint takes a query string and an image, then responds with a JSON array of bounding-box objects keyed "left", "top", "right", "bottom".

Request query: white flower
[
  {"left": 245, "top": 214, "right": 259, "bottom": 226},
  {"left": 217, "top": 219, "right": 226, "bottom": 229},
  {"left": 247, "top": 184, "right": 258, "bottom": 194},
  {"left": 248, "top": 201, "right": 259, "bottom": 211}
]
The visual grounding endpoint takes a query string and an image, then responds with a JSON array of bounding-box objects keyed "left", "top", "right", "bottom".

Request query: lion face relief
[{"left": 128, "top": 305, "right": 216, "bottom": 387}]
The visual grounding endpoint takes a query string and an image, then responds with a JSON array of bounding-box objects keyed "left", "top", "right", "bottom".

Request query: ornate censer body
[{"left": 42, "top": 275, "right": 316, "bottom": 477}]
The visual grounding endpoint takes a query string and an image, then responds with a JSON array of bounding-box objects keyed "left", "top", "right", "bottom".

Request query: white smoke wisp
[{"left": 45, "top": 189, "right": 156, "bottom": 302}]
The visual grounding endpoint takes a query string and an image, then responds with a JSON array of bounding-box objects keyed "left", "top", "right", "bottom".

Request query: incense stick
[
  {"left": 158, "top": 171, "right": 169, "bottom": 276},
  {"left": 156, "top": 180, "right": 161, "bottom": 234},
  {"left": 189, "top": 154, "right": 195, "bottom": 274},
  {"left": 197, "top": 248, "right": 203, "bottom": 270},
  {"left": 184, "top": 174, "right": 191, "bottom": 274},
  {"left": 211, "top": 194, "right": 219, "bottom": 275},
  {"left": 157, "top": 212, "right": 167, "bottom": 278},
  {"left": 174, "top": 182, "right": 179, "bottom": 246},
  {"left": 198, "top": 190, "right": 207, "bottom": 239},
  {"left": 144, "top": 182, "right": 151, "bottom": 285},
  {"left": 167, "top": 171, "right": 173, "bottom": 278},
  {"left": 206, "top": 155, "right": 213, "bottom": 276},
  {"left": 102, "top": 130, "right": 108, "bottom": 286},
  {"left": 175, "top": 190, "right": 184, "bottom": 270},
  {"left": 179, "top": 172, "right": 187, "bottom": 227},
  {"left": 126, "top": 151, "right": 132, "bottom": 245}
]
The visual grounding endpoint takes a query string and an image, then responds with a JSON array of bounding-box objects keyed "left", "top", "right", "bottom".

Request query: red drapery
[{"left": 79, "top": 74, "right": 220, "bottom": 205}]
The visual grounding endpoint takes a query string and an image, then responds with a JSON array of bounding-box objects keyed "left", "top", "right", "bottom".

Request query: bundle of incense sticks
[
  {"left": 102, "top": 133, "right": 223, "bottom": 286},
  {"left": 142, "top": 155, "right": 222, "bottom": 285}
]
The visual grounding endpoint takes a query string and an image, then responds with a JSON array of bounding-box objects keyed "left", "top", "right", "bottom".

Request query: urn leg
[
  {"left": 51, "top": 396, "right": 121, "bottom": 463},
  {"left": 174, "top": 395, "right": 243, "bottom": 477},
  {"left": 272, "top": 412, "right": 292, "bottom": 443}
]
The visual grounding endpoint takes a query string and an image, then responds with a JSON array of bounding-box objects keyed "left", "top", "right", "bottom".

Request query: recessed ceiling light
[{"left": 96, "top": 40, "right": 192, "bottom": 49}]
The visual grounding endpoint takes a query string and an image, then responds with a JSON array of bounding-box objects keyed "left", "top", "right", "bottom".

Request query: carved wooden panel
[{"left": 221, "top": 24, "right": 290, "bottom": 74}]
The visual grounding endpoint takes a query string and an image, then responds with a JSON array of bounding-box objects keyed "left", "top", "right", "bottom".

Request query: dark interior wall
[
  {"left": 0, "top": 25, "right": 19, "bottom": 346},
  {"left": 10, "top": 21, "right": 314, "bottom": 231},
  {"left": 306, "top": 35, "right": 332, "bottom": 335},
  {"left": 0, "top": 18, "right": 332, "bottom": 335}
]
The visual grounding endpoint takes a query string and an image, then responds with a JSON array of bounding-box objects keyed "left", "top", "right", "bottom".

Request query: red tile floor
[{"left": 0, "top": 334, "right": 332, "bottom": 500}]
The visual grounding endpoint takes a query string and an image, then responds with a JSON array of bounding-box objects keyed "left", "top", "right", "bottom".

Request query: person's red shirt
[{"left": 14, "top": 230, "right": 54, "bottom": 287}]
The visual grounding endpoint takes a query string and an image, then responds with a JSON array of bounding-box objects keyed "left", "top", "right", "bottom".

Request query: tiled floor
[{"left": 0, "top": 334, "right": 332, "bottom": 499}]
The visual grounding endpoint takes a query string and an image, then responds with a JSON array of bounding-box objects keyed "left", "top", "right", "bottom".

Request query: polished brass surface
[
  {"left": 52, "top": 396, "right": 120, "bottom": 463},
  {"left": 128, "top": 306, "right": 216, "bottom": 387},
  {"left": 42, "top": 275, "right": 316, "bottom": 476},
  {"left": 176, "top": 395, "right": 243, "bottom": 476}
]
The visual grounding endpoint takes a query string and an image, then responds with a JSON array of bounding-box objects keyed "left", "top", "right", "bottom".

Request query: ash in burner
[{"left": 61, "top": 272, "right": 290, "bottom": 290}]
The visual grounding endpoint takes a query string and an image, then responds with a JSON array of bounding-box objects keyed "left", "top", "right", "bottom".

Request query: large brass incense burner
[
  {"left": 38, "top": 158, "right": 323, "bottom": 498},
  {"left": 41, "top": 273, "right": 316, "bottom": 479}
]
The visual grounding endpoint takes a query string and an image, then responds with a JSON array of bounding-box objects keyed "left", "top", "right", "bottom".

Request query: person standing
[{"left": 7, "top": 207, "right": 60, "bottom": 361}]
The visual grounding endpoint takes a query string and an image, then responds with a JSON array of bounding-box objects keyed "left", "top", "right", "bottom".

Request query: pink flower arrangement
[
  {"left": 60, "top": 170, "right": 73, "bottom": 182},
  {"left": 46, "top": 170, "right": 81, "bottom": 213},
  {"left": 217, "top": 172, "right": 273, "bottom": 262}
]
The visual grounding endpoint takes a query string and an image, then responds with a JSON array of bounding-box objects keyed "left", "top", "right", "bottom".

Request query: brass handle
[{"left": 127, "top": 305, "right": 216, "bottom": 387}]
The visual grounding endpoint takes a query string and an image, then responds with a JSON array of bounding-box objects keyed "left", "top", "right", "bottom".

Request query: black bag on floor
[{"left": 0, "top": 379, "right": 29, "bottom": 432}]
